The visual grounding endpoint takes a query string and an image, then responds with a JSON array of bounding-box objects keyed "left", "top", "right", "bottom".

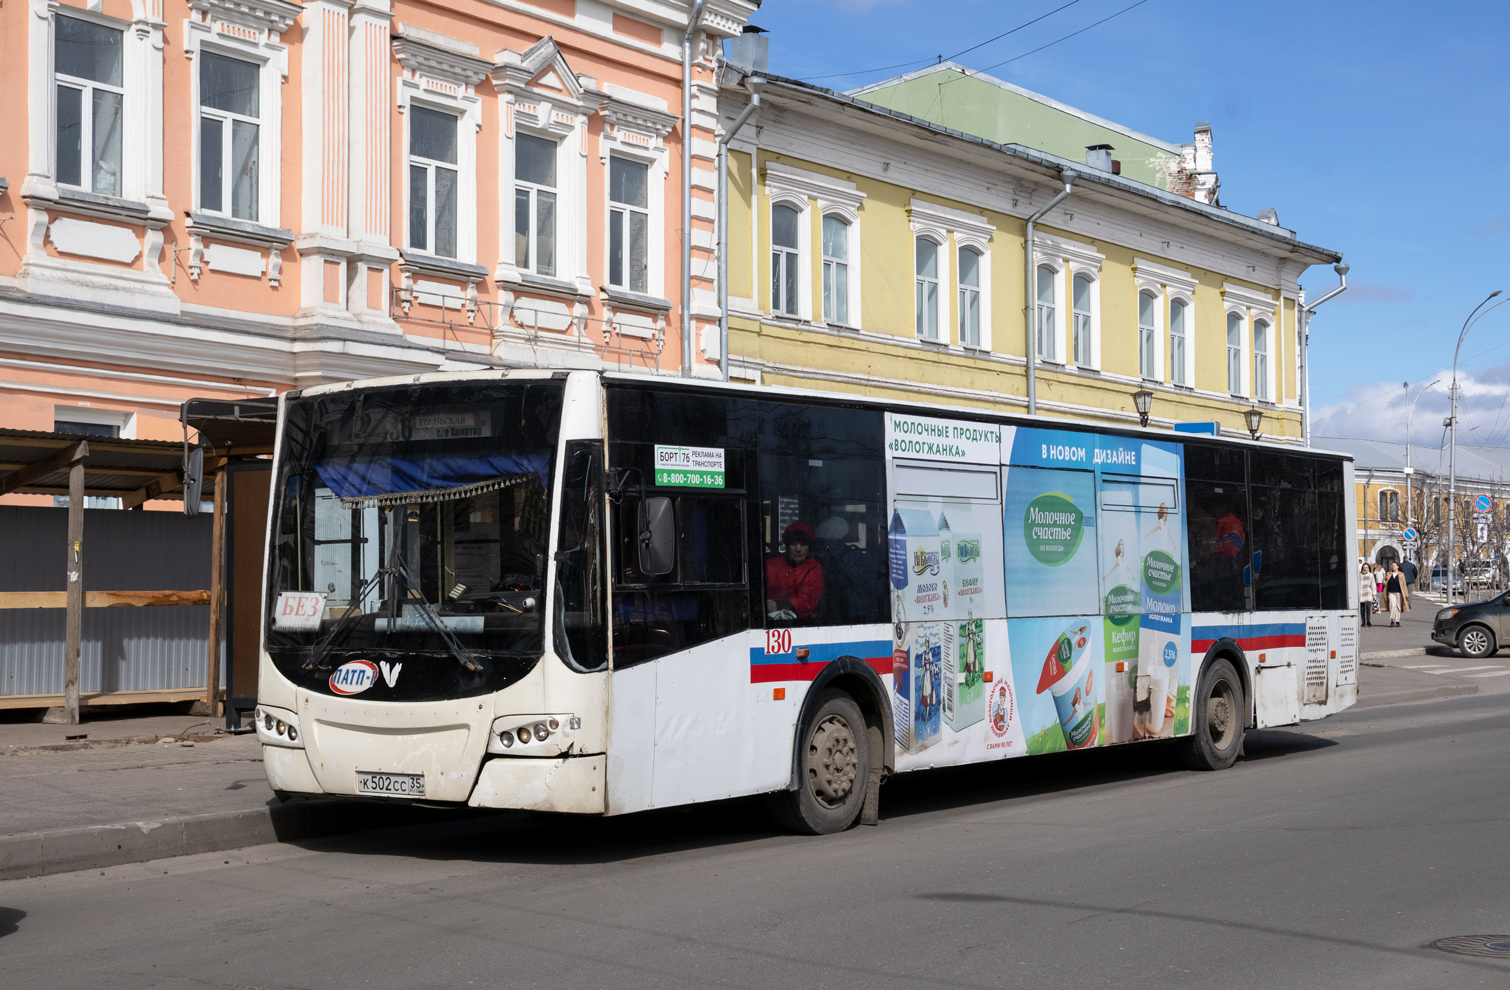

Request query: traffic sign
[
  {"left": 1479, "top": 523, "right": 1490, "bottom": 542},
  {"left": 1476, "top": 494, "right": 1492, "bottom": 513},
  {"left": 1403, "top": 540, "right": 1418, "bottom": 552},
  {"left": 1403, "top": 527, "right": 1418, "bottom": 542}
]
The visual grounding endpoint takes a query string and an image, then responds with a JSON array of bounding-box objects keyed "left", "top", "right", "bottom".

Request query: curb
[
  {"left": 0, "top": 799, "right": 486, "bottom": 881},
  {"left": 1355, "top": 683, "right": 1480, "bottom": 710},
  {"left": 1361, "top": 648, "right": 1429, "bottom": 660}
]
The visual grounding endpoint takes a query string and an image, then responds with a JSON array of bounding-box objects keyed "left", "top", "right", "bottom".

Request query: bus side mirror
[
  {"left": 639, "top": 496, "right": 676, "bottom": 576},
  {"left": 182, "top": 446, "right": 204, "bottom": 517}
]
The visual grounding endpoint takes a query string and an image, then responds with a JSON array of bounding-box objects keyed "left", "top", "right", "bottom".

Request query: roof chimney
[
  {"left": 1085, "top": 143, "right": 1114, "bottom": 171},
  {"left": 728, "top": 25, "right": 769, "bottom": 74},
  {"left": 1256, "top": 208, "right": 1279, "bottom": 226}
]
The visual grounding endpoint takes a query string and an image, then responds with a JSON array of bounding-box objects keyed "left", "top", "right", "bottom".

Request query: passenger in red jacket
[{"left": 765, "top": 522, "right": 824, "bottom": 622}]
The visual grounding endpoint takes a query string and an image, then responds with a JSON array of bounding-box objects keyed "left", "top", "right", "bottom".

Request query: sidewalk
[{"left": 0, "top": 711, "right": 477, "bottom": 881}]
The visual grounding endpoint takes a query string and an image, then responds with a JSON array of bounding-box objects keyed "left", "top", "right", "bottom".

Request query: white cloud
[{"left": 1312, "top": 364, "right": 1510, "bottom": 448}]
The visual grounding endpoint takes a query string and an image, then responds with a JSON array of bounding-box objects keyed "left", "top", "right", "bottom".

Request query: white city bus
[{"left": 256, "top": 370, "right": 1358, "bottom": 833}]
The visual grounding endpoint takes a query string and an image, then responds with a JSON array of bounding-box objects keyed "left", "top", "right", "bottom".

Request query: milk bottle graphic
[
  {"left": 1101, "top": 536, "right": 1140, "bottom": 744},
  {"left": 1036, "top": 622, "right": 1098, "bottom": 750},
  {"left": 895, "top": 619, "right": 943, "bottom": 753}
]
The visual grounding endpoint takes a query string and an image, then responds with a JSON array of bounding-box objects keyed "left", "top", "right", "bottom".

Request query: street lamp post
[
  {"left": 1132, "top": 389, "right": 1154, "bottom": 428},
  {"left": 1404, "top": 379, "right": 1439, "bottom": 568},
  {"left": 1448, "top": 290, "right": 1505, "bottom": 605},
  {"left": 1245, "top": 406, "right": 1264, "bottom": 440}
]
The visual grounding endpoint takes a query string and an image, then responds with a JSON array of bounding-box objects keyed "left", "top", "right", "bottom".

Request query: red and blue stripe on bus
[{"left": 750, "top": 639, "right": 892, "bottom": 683}]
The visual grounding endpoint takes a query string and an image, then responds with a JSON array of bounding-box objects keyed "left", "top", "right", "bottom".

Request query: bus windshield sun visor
[{"left": 315, "top": 451, "right": 551, "bottom": 509}]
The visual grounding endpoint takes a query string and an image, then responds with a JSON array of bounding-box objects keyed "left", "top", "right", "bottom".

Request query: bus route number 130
[{"left": 765, "top": 629, "right": 793, "bottom": 656}]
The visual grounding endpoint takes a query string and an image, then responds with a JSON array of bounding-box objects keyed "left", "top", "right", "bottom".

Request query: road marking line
[
  {"left": 1402, "top": 665, "right": 1451, "bottom": 670},
  {"left": 1463, "top": 670, "right": 1510, "bottom": 678},
  {"left": 1445, "top": 665, "right": 1500, "bottom": 673}
]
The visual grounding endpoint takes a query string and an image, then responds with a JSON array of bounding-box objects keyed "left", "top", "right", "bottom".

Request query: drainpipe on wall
[
  {"left": 1025, "top": 171, "right": 1075, "bottom": 416},
  {"left": 718, "top": 78, "right": 764, "bottom": 382},
  {"left": 680, "top": 0, "right": 707, "bottom": 379},
  {"left": 1299, "top": 262, "right": 1349, "bottom": 445}
]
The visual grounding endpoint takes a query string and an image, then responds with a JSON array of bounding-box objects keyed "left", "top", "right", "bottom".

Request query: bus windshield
[{"left": 266, "top": 379, "right": 564, "bottom": 668}]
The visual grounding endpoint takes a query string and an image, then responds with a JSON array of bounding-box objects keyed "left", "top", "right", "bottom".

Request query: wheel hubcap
[
  {"left": 808, "top": 714, "right": 858, "bottom": 809},
  {"left": 1466, "top": 630, "right": 1488, "bottom": 654},
  {"left": 1207, "top": 680, "right": 1237, "bottom": 750}
]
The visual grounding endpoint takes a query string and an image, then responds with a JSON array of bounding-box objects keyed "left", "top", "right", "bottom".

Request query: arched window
[
  {"left": 821, "top": 214, "right": 849, "bottom": 324},
  {"left": 1072, "top": 274, "right": 1092, "bottom": 366},
  {"left": 1226, "top": 312, "right": 1243, "bottom": 395},
  {"left": 1138, "top": 289, "right": 1158, "bottom": 379},
  {"left": 1254, "top": 319, "right": 1271, "bottom": 401},
  {"left": 771, "top": 204, "right": 800, "bottom": 316},
  {"left": 1379, "top": 489, "right": 1399, "bottom": 523},
  {"left": 1036, "top": 264, "right": 1057, "bottom": 361},
  {"left": 1168, "top": 298, "right": 1188, "bottom": 385},
  {"left": 958, "top": 247, "right": 982, "bottom": 347},
  {"left": 915, "top": 237, "right": 939, "bottom": 340}
]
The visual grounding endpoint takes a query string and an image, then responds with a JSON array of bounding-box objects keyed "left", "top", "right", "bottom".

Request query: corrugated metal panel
[{"left": 0, "top": 507, "right": 217, "bottom": 698}]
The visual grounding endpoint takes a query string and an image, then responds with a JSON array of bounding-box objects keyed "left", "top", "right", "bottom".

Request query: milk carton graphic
[
  {"left": 1134, "top": 610, "right": 1181, "bottom": 736},
  {"left": 1101, "top": 526, "right": 1141, "bottom": 744},
  {"left": 894, "top": 619, "right": 943, "bottom": 752},
  {"left": 943, "top": 612, "right": 986, "bottom": 731},
  {"left": 938, "top": 511, "right": 985, "bottom": 622},
  {"left": 889, "top": 508, "right": 944, "bottom": 622},
  {"left": 1036, "top": 622, "right": 1099, "bottom": 750}
]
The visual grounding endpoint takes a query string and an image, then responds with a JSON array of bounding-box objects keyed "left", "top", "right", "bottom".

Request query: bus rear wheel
[
  {"left": 1175, "top": 657, "right": 1244, "bottom": 771},
  {"left": 768, "top": 690, "right": 870, "bottom": 835}
]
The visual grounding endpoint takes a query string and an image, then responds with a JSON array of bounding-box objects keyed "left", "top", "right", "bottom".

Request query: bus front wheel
[
  {"left": 1175, "top": 657, "right": 1244, "bottom": 771},
  {"left": 768, "top": 689, "right": 870, "bottom": 835}
]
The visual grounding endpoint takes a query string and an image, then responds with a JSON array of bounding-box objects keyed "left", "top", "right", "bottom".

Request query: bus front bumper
[{"left": 468, "top": 754, "right": 606, "bottom": 815}]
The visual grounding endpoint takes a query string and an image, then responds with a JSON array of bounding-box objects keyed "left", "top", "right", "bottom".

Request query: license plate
[{"left": 356, "top": 771, "right": 425, "bottom": 797}]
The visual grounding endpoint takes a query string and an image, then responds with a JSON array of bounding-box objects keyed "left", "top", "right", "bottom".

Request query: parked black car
[{"left": 1432, "top": 594, "right": 1510, "bottom": 658}]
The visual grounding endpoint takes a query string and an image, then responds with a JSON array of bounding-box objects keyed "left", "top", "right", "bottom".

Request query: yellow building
[{"left": 714, "top": 72, "right": 1343, "bottom": 440}]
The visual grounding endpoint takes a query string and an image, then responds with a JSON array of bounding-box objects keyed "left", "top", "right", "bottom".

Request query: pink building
[{"left": 0, "top": 0, "right": 754, "bottom": 485}]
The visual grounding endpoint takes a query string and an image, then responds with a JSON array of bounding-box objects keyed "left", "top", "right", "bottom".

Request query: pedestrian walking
[
  {"left": 1401, "top": 557, "right": 1418, "bottom": 589},
  {"left": 1384, "top": 561, "right": 1410, "bottom": 627},
  {"left": 1358, "top": 564, "right": 1375, "bottom": 626}
]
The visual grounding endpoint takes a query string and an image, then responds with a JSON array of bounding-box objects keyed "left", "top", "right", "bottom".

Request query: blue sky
[{"left": 743, "top": 0, "right": 1510, "bottom": 446}]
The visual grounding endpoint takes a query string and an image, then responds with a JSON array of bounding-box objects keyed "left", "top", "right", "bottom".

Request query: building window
[
  {"left": 1169, "top": 298, "right": 1188, "bottom": 386},
  {"left": 1379, "top": 490, "right": 1399, "bottom": 523},
  {"left": 1226, "top": 312, "right": 1244, "bottom": 395},
  {"left": 915, "top": 237, "right": 940, "bottom": 340},
  {"left": 1072, "top": 274, "right": 1092, "bottom": 366},
  {"left": 608, "top": 156, "right": 650, "bottom": 292},
  {"left": 1432, "top": 495, "right": 1441, "bottom": 527},
  {"left": 408, "top": 105, "right": 458, "bottom": 258},
  {"left": 1036, "top": 265, "right": 1057, "bottom": 361},
  {"left": 771, "top": 204, "right": 800, "bottom": 316},
  {"left": 198, "top": 52, "right": 260, "bottom": 221},
  {"left": 822, "top": 215, "right": 850, "bottom": 325},
  {"left": 959, "top": 247, "right": 982, "bottom": 347},
  {"left": 55, "top": 15, "right": 124, "bottom": 197},
  {"left": 1254, "top": 319, "right": 1271, "bottom": 401},
  {"left": 1138, "top": 289, "right": 1158, "bottom": 380},
  {"left": 514, "top": 133, "right": 557, "bottom": 278}
]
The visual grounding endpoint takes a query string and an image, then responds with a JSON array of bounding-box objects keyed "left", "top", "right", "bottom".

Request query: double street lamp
[{"left": 1447, "top": 290, "right": 1506, "bottom": 605}]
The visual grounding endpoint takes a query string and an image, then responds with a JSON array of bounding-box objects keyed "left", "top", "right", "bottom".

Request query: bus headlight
[
  {"left": 488, "top": 714, "right": 575, "bottom": 756},
  {"left": 255, "top": 706, "right": 303, "bottom": 749}
]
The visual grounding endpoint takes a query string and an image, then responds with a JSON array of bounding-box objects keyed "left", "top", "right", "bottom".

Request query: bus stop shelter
[{"left": 0, "top": 397, "right": 277, "bottom": 725}]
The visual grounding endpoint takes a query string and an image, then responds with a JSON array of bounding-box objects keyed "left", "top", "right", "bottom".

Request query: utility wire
[
  {"left": 942, "top": 0, "right": 1153, "bottom": 84},
  {"left": 803, "top": 0, "right": 1085, "bottom": 82}
]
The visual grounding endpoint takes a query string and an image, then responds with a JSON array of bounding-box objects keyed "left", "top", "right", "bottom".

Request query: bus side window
[
  {"left": 555, "top": 441, "right": 606, "bottom": 672},
  {"left": 1184, "top": 443, "right": 1251, "bottom": 613}
]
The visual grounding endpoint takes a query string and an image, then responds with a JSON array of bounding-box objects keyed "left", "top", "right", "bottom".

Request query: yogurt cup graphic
[{"left": 1036, "top": 623, "right": 1098, "bottom": 749}]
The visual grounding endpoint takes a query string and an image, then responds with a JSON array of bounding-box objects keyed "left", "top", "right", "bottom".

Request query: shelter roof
[{"left": 0, "top": 429, "right": 188, "bottom": 506}]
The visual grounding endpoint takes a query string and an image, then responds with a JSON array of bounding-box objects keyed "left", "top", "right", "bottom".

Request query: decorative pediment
[
  {"left": 599, "top": 93, "right": 679, "bottom": 143},
  {"left": 188, "top": 0, "right": 302, "bottom": 41},
  {"left": 494, "top": 37, "right": 600, "bottom": 113},
  {"left": 392, "top": 24, "right": 492, "bottom": 91}
]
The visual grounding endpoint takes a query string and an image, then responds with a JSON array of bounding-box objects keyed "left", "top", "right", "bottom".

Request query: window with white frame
[
  {"left": 408, "top": 105, "right": 459, "bottom": 258},
  {"left": 55, "top": 15, "right": 124, "bottom": 197},
  {"left": 1379, "top": 489, "right": 1399, "bottom": 523},
  {"left": 514, "top": 133, "right": 557, "bottom": 278},
  {"left": 1139, "top": 289, "right": 1159, "bottom": 380},
  {"left": 1226, "top": 312, "right": 1244, "bottom": 395},
  {"left": 1253, "top": 318, "right": 1271, "bottom": 401},
  {"left": 198, "top": 52, "right": 261, "bottom": 221},
  {"left": 1168, "top": 298, "right": 1188, "bottom": 386},
  {"left": 608, "top": 156, "right": 650, "bottom": 293},
  {"left": 1036, "top": 264, "right": 1057, "bottom": 362},
  {"left": 1072, "top": 274, "right": 1093, "bottom": 367},
  {"left": 916, "top": 237, "right": 941, "bottom": 340},
  {"left": 822, "top": 215, "right": 850, "bottom": 325},
  {"left": 958, "top": 247, "right": 982, "bottom": 347},
  {"left": 771, "top": 203, "right": 800, "bottom": 316}
]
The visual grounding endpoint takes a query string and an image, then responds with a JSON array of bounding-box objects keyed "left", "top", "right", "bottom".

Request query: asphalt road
[{"left": 5, "top": 692, "right": 1510, "bottom": 990}]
